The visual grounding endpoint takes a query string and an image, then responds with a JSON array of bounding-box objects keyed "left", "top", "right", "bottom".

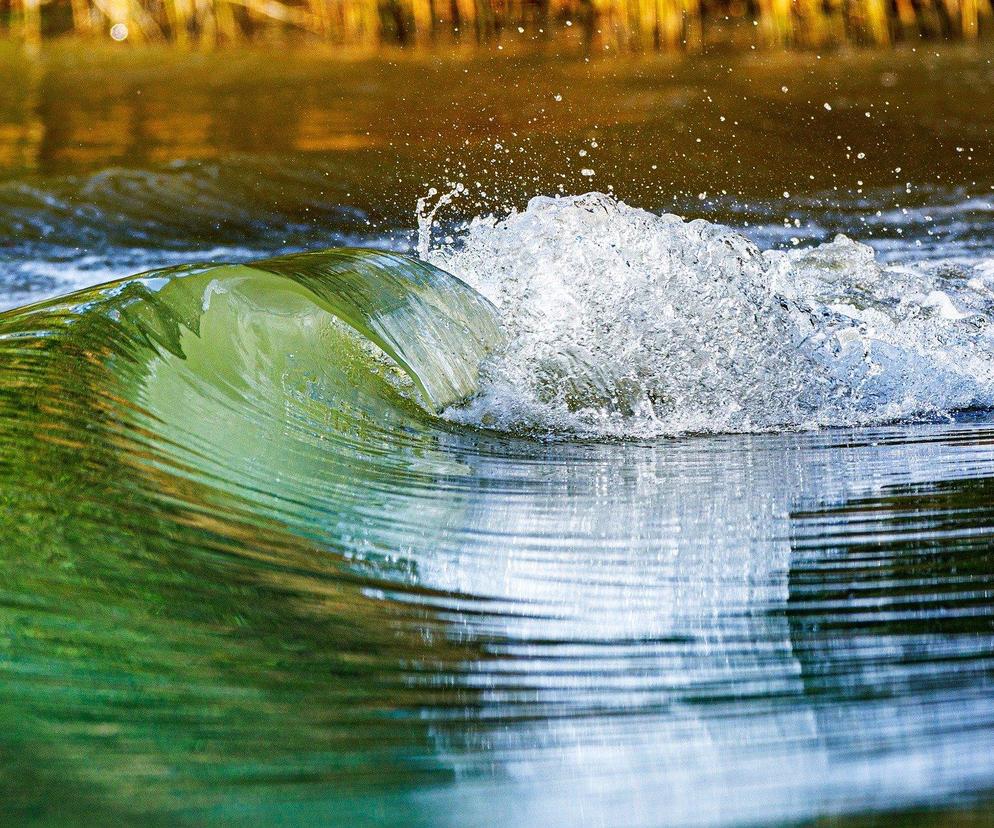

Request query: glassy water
[{"left": 1, "top": 43, "right": 993, "bottom": 826}]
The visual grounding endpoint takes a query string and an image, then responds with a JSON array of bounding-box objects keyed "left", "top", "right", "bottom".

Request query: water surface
[{"left": 1, "top": 43, "right": 994, "bottom": 827}]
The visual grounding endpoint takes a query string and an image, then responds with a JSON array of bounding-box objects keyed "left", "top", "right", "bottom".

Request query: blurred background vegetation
[{"left": 0, "top": 0, "right": 991, "bottom": 53}]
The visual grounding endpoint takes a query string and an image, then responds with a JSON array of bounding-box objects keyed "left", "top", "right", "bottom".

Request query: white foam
[{"left": 423, "top": 192, "right": 994, "bottom": 438}]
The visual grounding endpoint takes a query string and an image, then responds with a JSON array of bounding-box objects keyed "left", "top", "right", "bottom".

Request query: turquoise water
[{"left": 2, "top": 45, "right": 994, "bottom": 827}]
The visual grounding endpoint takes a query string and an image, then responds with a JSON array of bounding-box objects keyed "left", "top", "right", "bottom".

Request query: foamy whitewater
[{"left": 421, "top": 192, "right": 994, "bottom": 438}]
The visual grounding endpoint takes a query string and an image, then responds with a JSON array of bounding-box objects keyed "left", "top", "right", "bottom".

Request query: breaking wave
[
  {"left": 424, "top": 192, "right": 994, "bottom": 437},
  {"left": 3, "top": 211, "right": 994, "bottom": 826}
]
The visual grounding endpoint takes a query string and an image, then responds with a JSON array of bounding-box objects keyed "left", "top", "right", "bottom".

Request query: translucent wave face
[{"left": 426, "top": 193, "right": 994, "bottom": 438}]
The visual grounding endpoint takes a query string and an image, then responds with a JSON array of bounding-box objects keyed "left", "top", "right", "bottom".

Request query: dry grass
[{"left": 1, "top": 0, "right": 991, "bottom": 51}]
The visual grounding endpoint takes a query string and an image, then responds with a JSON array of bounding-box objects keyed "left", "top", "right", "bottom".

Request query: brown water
[{"left": 2, "top": 43, "right": 994, "bottom": 238}]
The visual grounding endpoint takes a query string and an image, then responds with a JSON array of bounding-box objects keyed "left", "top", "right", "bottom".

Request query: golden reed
[{"left": 1, "top": 0, "right": 990, "bottom": 51}]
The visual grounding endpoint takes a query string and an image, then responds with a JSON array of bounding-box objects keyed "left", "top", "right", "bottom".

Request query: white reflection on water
[{"left": 383, "top": 424, "right": 994, "bottom": 826}]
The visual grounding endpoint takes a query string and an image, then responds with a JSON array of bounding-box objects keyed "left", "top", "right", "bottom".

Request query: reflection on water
[
  {"left": 387, "top": 428, "right": 994, "bottom": 826},
  {"left": 2, "top": 46, "right": 994, "bottom": 222}
]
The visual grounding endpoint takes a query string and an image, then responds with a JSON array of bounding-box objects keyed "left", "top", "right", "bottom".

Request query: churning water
[
  {"left": 426, "top": 192, "right": 994, "bottom": 437},
  {"left": 1, "top": 45, "right": 994, "bottom": 827}
]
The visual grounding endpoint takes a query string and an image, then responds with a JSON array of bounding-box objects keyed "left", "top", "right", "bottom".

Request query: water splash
[
  {"left": 425, "top": 193, "right": 994, "bottom": 438},
  {"left": 415, "top": 184, "right": 466, "bottom": 260}
]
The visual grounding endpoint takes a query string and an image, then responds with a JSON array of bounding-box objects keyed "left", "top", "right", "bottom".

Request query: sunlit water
[{"left": 1, "top": 44, "right": 994, "bottom": 826}]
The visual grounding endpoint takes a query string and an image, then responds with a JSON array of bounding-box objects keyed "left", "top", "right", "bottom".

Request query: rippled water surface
[{"left": 2, "top": 43, "right": 994, "bottom": 826}]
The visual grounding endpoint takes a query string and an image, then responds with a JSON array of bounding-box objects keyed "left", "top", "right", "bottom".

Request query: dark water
[{"left": 1, "top": 42, "right": 994, "bottom": 827}]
